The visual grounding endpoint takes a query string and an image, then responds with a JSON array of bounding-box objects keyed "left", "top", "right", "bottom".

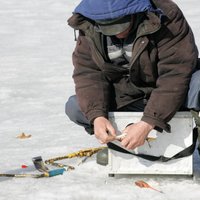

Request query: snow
[{"left": 0, "top": 0, "right": 200, "bottom": 199}]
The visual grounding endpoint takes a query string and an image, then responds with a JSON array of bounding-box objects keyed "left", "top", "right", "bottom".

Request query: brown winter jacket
[{"left": 68, "top": 0, "right": 198, "bottom": 132}]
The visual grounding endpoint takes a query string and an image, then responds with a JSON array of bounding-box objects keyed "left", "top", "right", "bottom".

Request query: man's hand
[
  {"left": 93, "top": 117, "right": 116, "bottom": 144},
  {"left": 121, "top": 121, "right": 154, "bottom": 150}
]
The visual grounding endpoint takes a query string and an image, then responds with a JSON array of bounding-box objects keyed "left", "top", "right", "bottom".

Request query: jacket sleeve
[
  {"left": 141, "top": 6, "right": 198, "bottom": 132},
  {"left": 72, "top": 34, "right": 110, "bottom": 123}
]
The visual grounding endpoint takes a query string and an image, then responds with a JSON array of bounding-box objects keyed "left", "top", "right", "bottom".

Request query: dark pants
[{"left": 65, "top": 70, "right": 200, "bottom": 134}]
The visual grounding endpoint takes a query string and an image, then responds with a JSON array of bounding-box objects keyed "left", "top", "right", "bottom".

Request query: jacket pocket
[{"left": 114, "top": 77, "right": 145, "bottom": 99}]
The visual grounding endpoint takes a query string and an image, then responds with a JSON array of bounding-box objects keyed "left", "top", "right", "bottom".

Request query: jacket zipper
[{"left": 129, "top": 23, "right": 161, "bottom": 68}]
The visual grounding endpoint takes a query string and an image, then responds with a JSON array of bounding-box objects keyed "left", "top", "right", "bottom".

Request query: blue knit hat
[{"left": 74, "top": 0, "right": 155, "bottom": 20}]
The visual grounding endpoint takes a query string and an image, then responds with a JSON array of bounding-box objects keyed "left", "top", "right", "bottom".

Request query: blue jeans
[
  {"left": 65, "top": 95, "right": 146, "bottom": 134},
  {"left": 65, "top": 70, "right": 200, "bottom": 133},
  {"left": 185, "top": 70, "right": 200, "bottom": 110}
]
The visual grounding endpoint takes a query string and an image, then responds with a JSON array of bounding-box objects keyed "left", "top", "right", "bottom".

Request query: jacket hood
[{"left": 74, "top": 0, "right": 159, "bottom": 20}]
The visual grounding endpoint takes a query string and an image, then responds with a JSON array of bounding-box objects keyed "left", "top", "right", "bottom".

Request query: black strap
[{"left": 107, "top": 128, "right": 198, "bottom": 162}]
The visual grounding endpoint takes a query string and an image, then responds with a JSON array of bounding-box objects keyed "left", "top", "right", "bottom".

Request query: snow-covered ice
[{"left": 0, "top": 0, "right": 200, "bottom": 199}]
